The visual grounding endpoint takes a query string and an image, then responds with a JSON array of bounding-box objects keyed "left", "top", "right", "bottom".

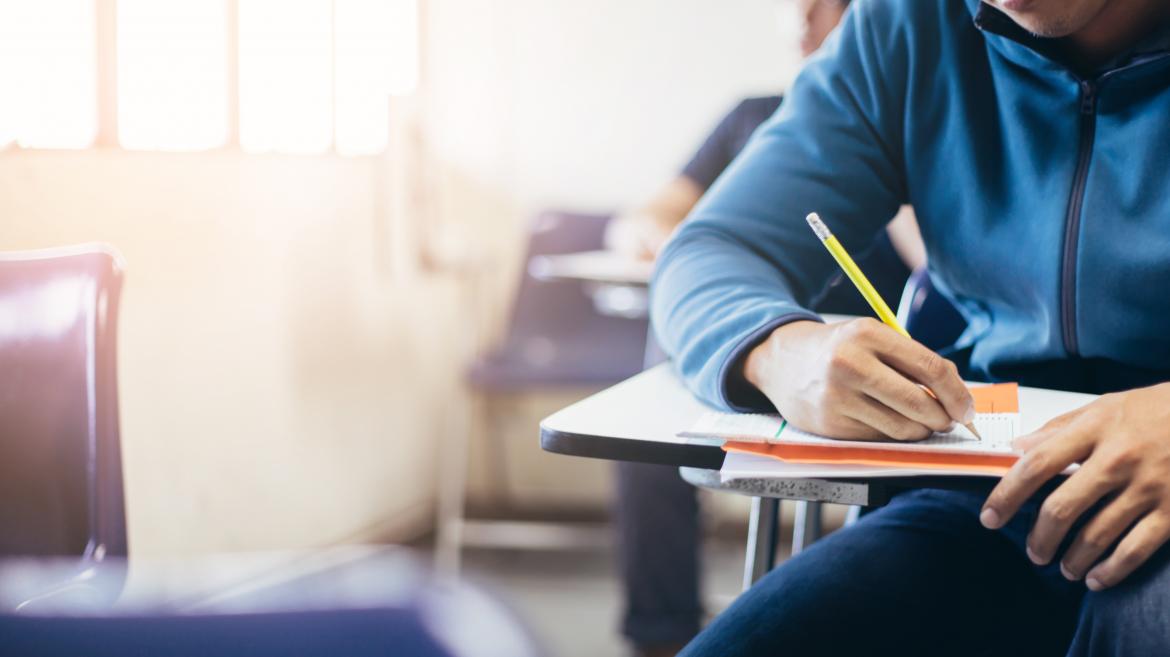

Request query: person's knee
[{"left": 1073, "top": 550, "right": 1170, "bottom": 655}]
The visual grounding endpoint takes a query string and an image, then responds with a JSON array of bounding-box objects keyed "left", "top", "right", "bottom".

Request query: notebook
[{"left": 680, "top": 383, "right": 1024, "bottom": 476}]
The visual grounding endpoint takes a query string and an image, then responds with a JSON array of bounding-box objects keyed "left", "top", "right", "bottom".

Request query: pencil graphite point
[
  {"left": 966, "top": 421, "right": 983, "bottom": 440},
  {"left": 806, "top": 212, "right": 831, "bottom": 241}
]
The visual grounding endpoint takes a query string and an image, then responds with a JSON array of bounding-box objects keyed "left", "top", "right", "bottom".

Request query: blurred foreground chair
[
  {"left": 436, "top": 211, "right": 649, "bottom": 575},
  {"left": 0, "top": 245, "right": 128, "bottom": 605},
  {"left": 0, "top": 548, "right": 540, "bottom": 657}
]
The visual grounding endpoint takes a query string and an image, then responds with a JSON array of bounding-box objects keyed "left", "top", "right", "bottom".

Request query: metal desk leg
[
  {"left": 844, "top": 504, "right": 862, "bottom": 527},
  {"left": 434, "top": 391, "right": 478, "bottom": 583},
  {"left": 742, "top": 497, "right": 780, "bottom": 590},
  {"left": 791, "top": 501, "right": 824, "bottom": 556}
]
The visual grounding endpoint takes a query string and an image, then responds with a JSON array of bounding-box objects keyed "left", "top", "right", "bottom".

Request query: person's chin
[
  {"left": 799, "top": 38, "right": 816, "bottom": 58},
  {"left": 991, "top": 0, "right": 1076, "bottom": 37},
  {"left": 997, "top": 0, "right": 1037, "bottom": 11}
]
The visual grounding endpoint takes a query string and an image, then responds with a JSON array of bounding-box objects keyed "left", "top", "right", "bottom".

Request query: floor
[{"left": 458, "top": 538, "right": 752, "bottom": 657}]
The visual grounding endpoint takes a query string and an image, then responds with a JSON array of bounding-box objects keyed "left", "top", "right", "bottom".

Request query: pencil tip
[{"left": 965, "top": 422, "right": 982, "bottom": 440}]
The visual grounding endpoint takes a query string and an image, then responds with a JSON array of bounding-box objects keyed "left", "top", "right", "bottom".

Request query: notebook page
[{"left": 681, "top": 411, "right": 1019, "bottom": 454}]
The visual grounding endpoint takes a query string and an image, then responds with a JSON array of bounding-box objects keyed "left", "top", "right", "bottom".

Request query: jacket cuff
[{"left": 717, "top": 311, "right": 824, "bottom": 412}]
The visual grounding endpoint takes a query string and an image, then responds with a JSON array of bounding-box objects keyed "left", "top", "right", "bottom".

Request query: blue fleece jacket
[{"left": 651, "top": 0, "right": 1170, "bottom": 411}]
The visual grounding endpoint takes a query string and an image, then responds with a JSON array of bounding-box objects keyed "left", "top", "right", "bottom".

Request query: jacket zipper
[
  {"left": 1059, "top": 80, "right": 1096, "bottom": 357},
  {"left": 1056, "top": 52, "right": 1170, "bottom": 357}
]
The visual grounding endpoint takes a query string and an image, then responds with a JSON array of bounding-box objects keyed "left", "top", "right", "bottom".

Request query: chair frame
[{"left": 0, "top": 244, "right": 128, "bottom": 607}]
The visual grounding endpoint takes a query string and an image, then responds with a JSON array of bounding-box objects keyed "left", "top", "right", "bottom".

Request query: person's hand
[
  {"left": 604, "top": 212, "right": 675, "bottom": 262},
  {"left": 980, "top": 384, "right": 1170, "bottom": 590},
  {"left": 743, "top": 318, "right": 974, "bottom": 441}
]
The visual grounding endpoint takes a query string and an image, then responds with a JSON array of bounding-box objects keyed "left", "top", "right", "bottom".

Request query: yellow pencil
[{"left": 805, "top": 212, "right": 981, "bottom": 440}]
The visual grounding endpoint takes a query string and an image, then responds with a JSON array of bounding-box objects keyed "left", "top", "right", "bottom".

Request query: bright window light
[
  {"left": 333, "top": 0, "right": 419, "bottom": 155},
  {"left": 239, "top": 0, "right": 333, "bottom": 154},
  {"left": 334, "top": 0, "right": 391, "bottom": 156},
  {"left": 117, "top": 0, "right": 229, "bottom": 151},
  {"left": 383, "top": 0, "right": 419, "bottom": 97},
  {"left": 0, "top": 1, "right": 96, "bottom": 149}
]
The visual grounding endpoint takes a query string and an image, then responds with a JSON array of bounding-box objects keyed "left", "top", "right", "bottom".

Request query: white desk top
[
  {"left": 528, "top": 250, "right": 654, "bottom": 286},
  {"left": 542, "top": 363, "right": 715, "bottom": 446}
]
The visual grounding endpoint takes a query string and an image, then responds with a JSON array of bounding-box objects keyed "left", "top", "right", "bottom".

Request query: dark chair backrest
[
  {"left": 0, "top": 245, "right": 126, "bottom": 561},
  {"left": 469, "top": 211, "right": 648, "bottom": 389},
  {"left": 898, "top": 267, "right": 968, "bottom": 353}
]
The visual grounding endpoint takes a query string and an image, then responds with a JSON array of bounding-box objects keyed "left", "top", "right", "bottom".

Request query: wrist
[{"left": 743, "top": 320, "right": 821, "bottom": 390}]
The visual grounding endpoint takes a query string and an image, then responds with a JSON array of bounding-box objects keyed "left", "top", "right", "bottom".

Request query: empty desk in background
[
  {"left": 529, "top": 249, "right": 653, "bottom": 320},
  {"left": 540, "top": 363, "right": 1096, "bottom": 588}
]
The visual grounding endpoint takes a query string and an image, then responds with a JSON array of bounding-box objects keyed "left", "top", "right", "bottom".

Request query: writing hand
[{"left": 743, "top": 318, "right": 974, "bottom": 441}]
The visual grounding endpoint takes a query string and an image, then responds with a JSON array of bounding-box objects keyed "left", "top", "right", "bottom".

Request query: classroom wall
[
  {"left": 0, "top": 0, "right": 802, "bottom": 554},
  {"left": 0, "top": 148, "right": 454, "bottom": 556},
  {"left": 424, "top": 0, "right": 798, "bottom": 214}
]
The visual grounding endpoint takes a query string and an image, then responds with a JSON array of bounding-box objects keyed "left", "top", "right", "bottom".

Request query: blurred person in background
[{"left": 609, "top": 2, "right": 927, "bottom": 656}]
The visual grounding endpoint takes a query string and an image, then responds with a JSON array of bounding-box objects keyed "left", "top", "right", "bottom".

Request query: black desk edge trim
[{"left": 540, "top": 425, "right": 726, "bottom": 470}]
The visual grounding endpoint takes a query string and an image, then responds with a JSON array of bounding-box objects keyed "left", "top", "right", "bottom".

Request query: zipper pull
[{"left": 1080, "top": 81, "right": 1097, "bottom": 114}]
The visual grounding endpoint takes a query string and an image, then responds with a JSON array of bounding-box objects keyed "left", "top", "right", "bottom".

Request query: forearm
[
  {"left": 649, "top": 0, "right": 910, "bottom": 409},
  {"left": 650, "top": 224, "right": 822, "bottom": 410}
]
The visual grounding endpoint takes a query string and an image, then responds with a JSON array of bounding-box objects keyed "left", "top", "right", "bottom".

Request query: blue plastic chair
[
  {"left": 467, "top": 210, "right": 649, "bottom": 389},
  {"left": 898, "top": 267, "right": 968, "bottom": 352},
  {"left": 0, "top": 549, "right": 541, "bottom": 657},
  {"left": 0, "top": 245, "right": 128, "bottom": 605},
  {"left": 439, "top": 211, "right": 651, "bottom": 575}
]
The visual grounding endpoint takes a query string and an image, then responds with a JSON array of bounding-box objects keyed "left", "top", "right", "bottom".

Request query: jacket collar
[{"left": 965, "top": 0, "right": 1170, "bottom": 79}]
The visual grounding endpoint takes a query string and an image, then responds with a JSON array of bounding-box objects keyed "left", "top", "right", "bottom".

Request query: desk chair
[
  {"left": 0, "top": 245, "right": 128, "bottom": 606},
  {"left": 740, "top": 266, "right": 968, "bottom": 583},
  {"left": 436, "top": 211, "right": 648, "bottom": 575}
]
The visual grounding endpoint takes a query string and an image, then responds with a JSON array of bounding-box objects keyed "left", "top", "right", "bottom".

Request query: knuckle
[
  {"left": 900, "top": 386, "right": 928, "bottom": 415},
  {"left": 892, "top": 421, "right": 931, "bottom": 442},
  {"left": 848, "top": 318, "right": 881, "bottom": 341},
  {"left": 1117, "top": 447, "right": 1142, "bottom": 469},
  {"left": 918, "top": 351, "right": 947, "bottom": 380},
  {"left": 1134, "top": 477, "right": 1166, "bottom": 500},
  {"left": 1101, "top": 448, "right": 1139, "bottom": 474},
  {"left": 1019, "top": 453, "right": 1052, "bottom": 482},
  {"left": 1040, "top": 498, "right": 1075, "bottom": 526},
  {"left": 827, "top": 348, "right": 862, "bottom": 380},
  {"left": 1113, "top": 545, "right": 1146, "bottom": 571},
  {"left": 944, "top": 358, "right": 960, "bottom": 377},
  {"left": 1081, "top": 529, "right": 1111, "bottom": 553}
]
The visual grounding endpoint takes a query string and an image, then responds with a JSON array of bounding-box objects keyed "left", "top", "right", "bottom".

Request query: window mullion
[{"left": 94, "top": 0, "right": 118, "bottom": 147}]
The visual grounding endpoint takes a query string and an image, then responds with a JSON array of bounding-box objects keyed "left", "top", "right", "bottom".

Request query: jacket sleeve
[{"left": 650, "top": 0, "right": 911, "bottom": 411}]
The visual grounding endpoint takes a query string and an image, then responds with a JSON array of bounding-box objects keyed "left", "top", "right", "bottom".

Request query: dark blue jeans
[{"left": 681, "top": 488, "right": 1170, "bottom": 657}]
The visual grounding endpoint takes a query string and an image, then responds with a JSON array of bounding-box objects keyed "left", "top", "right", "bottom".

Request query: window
[
  {"left": 0, "top": 0, "right": 419, "bottom": 154},
  {"left": 118, "top": 0, "right": 228, "bottom": 151},
  {"left": 0, "top": 1, "right": 98, "bottom": 149}
]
